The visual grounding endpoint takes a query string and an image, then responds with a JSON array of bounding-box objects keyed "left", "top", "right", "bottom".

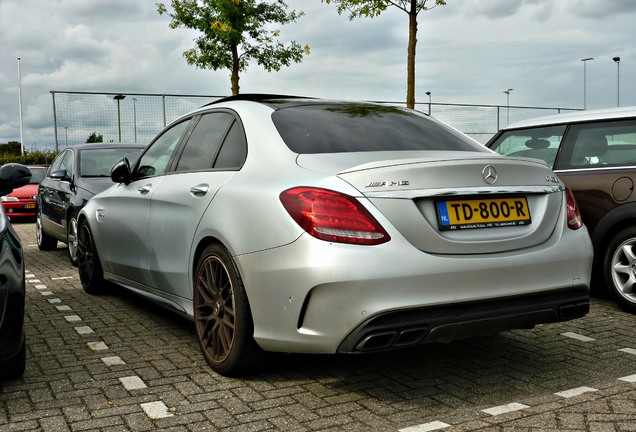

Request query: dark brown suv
[{"left": 487, "top": 106, "right": 636, "bottom": 313}]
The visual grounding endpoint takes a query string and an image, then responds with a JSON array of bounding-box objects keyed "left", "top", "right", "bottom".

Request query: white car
[{"left": 77, "top": 95, "right": 593, "bottom": 376}]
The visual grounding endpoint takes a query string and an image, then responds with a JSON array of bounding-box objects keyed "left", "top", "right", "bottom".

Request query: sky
[{"left": 1, "top": 0, "right": 635, "bottom": 151}]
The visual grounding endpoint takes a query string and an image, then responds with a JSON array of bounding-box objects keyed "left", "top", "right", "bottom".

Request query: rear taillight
[
  {"left": 565, "top": 187, "right": 583, "bottom": 230},
  {"left": 280, "top": 187, "right": 390, "bottom": 245}
]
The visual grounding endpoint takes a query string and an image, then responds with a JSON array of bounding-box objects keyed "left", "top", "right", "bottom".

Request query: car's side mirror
[
  {"left": 50, "top": 169, "right": 71, "bottom": 181},
  {"left": 111, "top": 158, "right": 132, "bottom": 184},
  {"left": 0, "top": 163, "right": 31, "bottom": 196}
]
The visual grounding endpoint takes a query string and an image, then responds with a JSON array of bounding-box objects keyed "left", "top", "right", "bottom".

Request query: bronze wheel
[{"left": 193, "top": 244, "right": 263, "bottom": 376}]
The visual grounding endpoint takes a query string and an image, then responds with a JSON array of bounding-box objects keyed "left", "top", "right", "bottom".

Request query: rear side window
[
  {"left": 272, "top": 103, "right": 483, "bottom": 154},
  {"left": 488, "top": 125, "right": 566, "bottom": 167},
  {"left": 556, "top": 119, "right": 636, "bottom": 169},
  {"left": 175, "top": 113, "right": 234, "bottom": 171}
]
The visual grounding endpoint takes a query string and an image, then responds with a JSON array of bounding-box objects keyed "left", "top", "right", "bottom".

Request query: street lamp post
[
  {"left": 113, "top": 94, "right": 126, "bottom": 142},
  {"left": 132, "top": 97, "right": 137, "bottom": 143},
  {"left": 613, "top": 57, "right": 621, "bottom": 107},
  {"left": 503, "top": 88, "right": 513, "bottom": 125},
  {"left": 581, "top": 57, "right": 594, "bottom": 109},
  {"left": 17, "top": 58, "right": 24, "bottom": 156},
  {"left": 425, "top": 91, "right": 431, "bottom": 115}
]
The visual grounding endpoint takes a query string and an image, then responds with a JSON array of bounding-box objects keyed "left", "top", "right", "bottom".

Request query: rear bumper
[
  {"left": 338, "top": 286, "right": 589, "bottom": 353},
  {"left": 237, "top": 223, "right": 593, "bottom": 354},
  {"left": 2, "top": 202, "right": 36, "bottom": 217}
]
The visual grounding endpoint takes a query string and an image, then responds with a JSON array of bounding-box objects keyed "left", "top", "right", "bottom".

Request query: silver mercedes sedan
[{"left": 77, "top": 95, "right": 593, "bottom": 376}]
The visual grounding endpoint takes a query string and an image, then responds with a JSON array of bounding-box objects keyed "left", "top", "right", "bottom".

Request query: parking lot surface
[{"left": 2, "top": 221, "right": 636, "bottom": 432}]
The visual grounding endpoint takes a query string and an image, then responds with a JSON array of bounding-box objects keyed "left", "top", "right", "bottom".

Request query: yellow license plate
[
  {"left": 25, "top": 203, "right": 36, "bottom": 209},
  {"left": 436, "top": 196, "right": 531, "bottom": 230}
]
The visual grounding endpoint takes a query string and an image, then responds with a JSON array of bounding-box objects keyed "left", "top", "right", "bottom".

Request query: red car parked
[{"left": 1, "top": 166, "right": 47, "bottom": 218}]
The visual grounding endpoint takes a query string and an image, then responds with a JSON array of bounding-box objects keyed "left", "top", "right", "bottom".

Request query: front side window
[
  {"left": 136, "top": 119, "right": 191, "bottom": 178},
  {"left": 488, "top": 125, "right": 566, "bottom": 167}
]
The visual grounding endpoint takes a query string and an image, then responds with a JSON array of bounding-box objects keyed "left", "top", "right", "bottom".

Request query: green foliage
[
  {"left": 157, "top": 0, "right": 309, "bottom": 94},
  {"left": 0, "top": 141, "right": 22, "bottom": 155},
  {"left": 323, "top": 0, "right": 446, "bottom": 19},
  {"left": 86, "top": 132, "right": 104, "bottom": 143},
  {"left": 322, "top": 0, "right": 446, "bottom": 109},
  {"left": 0, "top": 149, "right": 58, "bottom": 166}
]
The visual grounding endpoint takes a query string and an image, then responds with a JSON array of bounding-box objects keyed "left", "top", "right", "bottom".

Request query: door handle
[
  {"left": 138, "top": 184, "right": 152, "bottom": 195},
  {"left": 190, "top": 184, "right": 209, "bottom": 197}
]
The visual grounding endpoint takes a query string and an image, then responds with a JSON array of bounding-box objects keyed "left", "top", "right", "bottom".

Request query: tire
[
  {"left": 603, "top": 226, "right": 636, "bottom": 314},
  {"left": 0, "top": 339, "right": 26, "bottom": 380},
  {"left": 36, "top": 211, "right": 57, "bottom": 251},
  {"left": 77, "top": 219, "right": 105, "bottom": 295},
  {"left": 193, "top": 244, "right": 265, "bottom": 376},
  {"left": 67, "top": 212, "right": 79, "bottom": 267}
]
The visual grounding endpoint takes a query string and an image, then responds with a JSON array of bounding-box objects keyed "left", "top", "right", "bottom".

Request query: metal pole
[
  {"left": 426, "top": 91, "right": 431, "bottom": 115},
  {"left": 17, "top": 58, "right": 24, "bottom": 156},
  {"left": 581, "top": 58, "right": 593, "bottom": 109},
  {"left": 503, "top": 89, "right": 513, "bottom": 125},
  {"left": 51, "top": 91, "right": 59, "bottom": 152},
  {"left": 613, "top": 57, "right": 621, "bottom": 107},
  {"left": 133, "top": 98, "right": 137, "bottom": 142}
]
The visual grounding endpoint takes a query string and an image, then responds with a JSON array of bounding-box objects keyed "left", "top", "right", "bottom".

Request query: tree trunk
[
  {"left": 231, "top": 44, "right": 240, "bottom": 95},
  {"left": 406, "top": 0, "right": 418, "bottom": 109}
]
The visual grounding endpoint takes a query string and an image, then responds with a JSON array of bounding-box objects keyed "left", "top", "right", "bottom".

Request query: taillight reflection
[{"left": 280, "top": 187, "right": 390, "bottom": 245}]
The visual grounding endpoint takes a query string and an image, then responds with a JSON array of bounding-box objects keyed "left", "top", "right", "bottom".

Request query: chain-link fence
[
  {"left": 51, "top": 91, "right": 580, "bottom": 150},
  {"left": 51, "top": 91, "right": 223, "bottom": 151}
]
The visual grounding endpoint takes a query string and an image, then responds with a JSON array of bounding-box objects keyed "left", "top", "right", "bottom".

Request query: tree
[
  {"left": 157, "top": 0, "right": 310, "bottom": 95},
  {"left": 86, "top": 132, "right": 104, "bottom": 143},
  {"left": 323, "top": 0, "right": 446, "bottom": 109}
]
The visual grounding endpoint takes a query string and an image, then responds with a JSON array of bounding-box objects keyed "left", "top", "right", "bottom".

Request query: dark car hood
[{"left": 75, "top": 177, "right": 117, "bottom": 196}]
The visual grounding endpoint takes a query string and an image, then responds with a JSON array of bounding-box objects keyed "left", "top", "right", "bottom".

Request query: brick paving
[{"left": 1, "top": 220, "right": 636, "bottom": 431}]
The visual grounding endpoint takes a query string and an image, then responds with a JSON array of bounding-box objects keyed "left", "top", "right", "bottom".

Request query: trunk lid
[{"left": 297, "top": 152, "right": 564, "bottom": 254}]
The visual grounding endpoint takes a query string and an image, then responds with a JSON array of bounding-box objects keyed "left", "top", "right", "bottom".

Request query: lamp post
[
  {"left": 503, "top": 88, "right": 513, "bottom": 125},
  {"left": 425, "top": 91, "right": 431, "bottom": 115},
  {"left": 17, "top": 58, "right": 24, "bottom": 156},
  {"left": 132, "top": 97, "right": 137, "bottom": 143},
  {"left": 113, "top": 94, "right": 126, "bottom": 142},
  {"left": 613, "top": 57, "right": 621, "bottom": 107},
  {"left": 581, "top": 57, "right": 594, "bottom": 109}
]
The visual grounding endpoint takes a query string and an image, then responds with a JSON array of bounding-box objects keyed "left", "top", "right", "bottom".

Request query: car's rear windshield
[{"left": 271, "top": 103, "right": 483, "bottom": 154}]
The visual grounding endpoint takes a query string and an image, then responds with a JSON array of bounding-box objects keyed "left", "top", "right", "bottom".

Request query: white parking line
[
  {"left": 56, "top": 305, "right": 72, "bottom": 311},
  {"left": 399, "top": 420, "right": 450, "bottom": 431},
  {"left": 64, "top": 315, "right": 82, "bottom": 322},
  {"left": 555, "top": 386, "right": 598, "bottom": 398},
  {"left": 482, "top": 402, "right": 529, "bottom": 416},
  {"left": 51, "top": 276, "right": 74, "bottom": 280},
  {"left": 101, "top": 356, "right": 126, "bottom": 366},
  {"left": 619, "top": 348, "right": 636, "bottom": 355},
  {"left": 141, "top": 401, "right": 174, "bottom": 419},
  {"left": 87, "top": 341, "right": 108, "bottom": 351},
  {"left": 561, "top": 332, "right": 595, "bottom": 342},
  {"left": 119, "top": 376, "right": 147, "bottom": 390},
  {"left": 74, "top": 326, "right": 94, "bottom": 335},
  {"left": 618, "top": 374, "right": 636, "bottom": 383}
]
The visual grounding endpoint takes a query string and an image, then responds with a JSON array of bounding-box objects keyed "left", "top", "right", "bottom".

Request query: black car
[
  {"left": 0, "top": 163, "right": 31, "bottom": 380},
  {"left": 36, "top": 143, "right": 145, "bottom": 265}
]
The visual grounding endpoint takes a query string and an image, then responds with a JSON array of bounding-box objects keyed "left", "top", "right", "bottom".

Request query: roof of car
[
  {"left": 63, "top": 143, "right": 146, "bottom": 151},
  {"left": 502, "top": 106, "right": 636, "bottom": 130}
]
